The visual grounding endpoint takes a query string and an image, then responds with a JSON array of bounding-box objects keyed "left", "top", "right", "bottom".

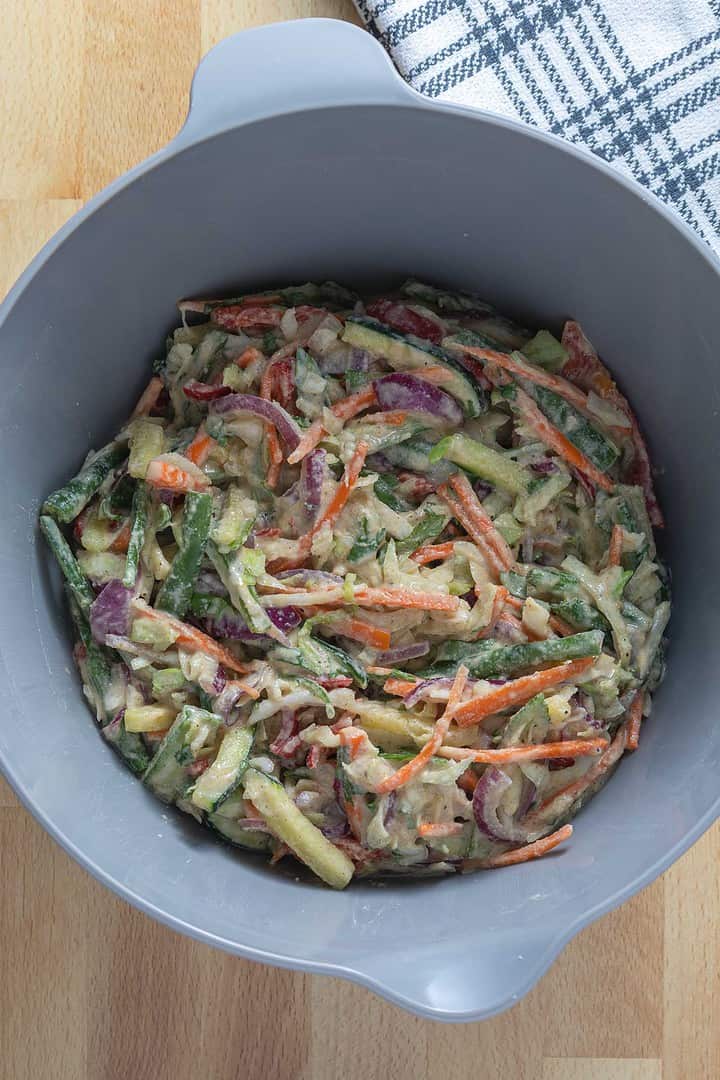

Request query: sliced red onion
[
  {"left": 530, "top": 458, "right": 559, "bottom": 475},
  {"left": 298, "top": 449, "right": 326, "bottom": 521},
  {"left": 366, "top": 452, "right": 394, "bottom": 473},
  {"left": 315, "top": 676, "right": 354, "bottom": 689},
  {"left": 315, "top": 343, "right": 353, "bottom": 375},
  {"left": 183, "top": 380, "right": 232, "bottom": 402},
  {"left": 270, "top": 711, "right": 300, "bottom": 756},
  {"left": 213, "top": 684, "right": 256, "bottom": 718},
  {"left": 375, "top": 641, "right": 430, "bottom": 666},
  {"left": 349, "top": 347, "right": 371, "bottom": 371},
  {"left": 212, "top": 666, "right": 227, "bottom": 694},
  {"left": 374, "top": 372, "right": 463, "bottom": 425},
  {"left": 383, "top": 790, "right": 398, "bottom": 827},
  {"left": 403, "top": 676, "right": 455, "bottom": 709},
  {"left": 210, "top": 393, "right": 302, "bottom": 450},
  {"left": 575, "top": 469, "right": 596, "bottom": 501},
  {"left": 89, "top": 579, "right": 133, "bottom": 642},
  {"left": 366, "top": 300, "right": 444, "bottom": 345},
  {"left": 269, "top": 606, "right": 303, "bottom": 632},
  {"left": 473, "top": 479, "right": 493, "bottom": 500},
  {"left": 199, "top": 604, "right": 300, "bottom": 643},
  {"left": 321, "top": 820, "right": 351, "bottom": 839},
  {"left": 472, "top": 767, "right": 537, "bottom": 842}
]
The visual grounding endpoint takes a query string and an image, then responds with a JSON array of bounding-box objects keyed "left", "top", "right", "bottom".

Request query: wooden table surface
[{"left": 1, "top": 3, "right": 718, "bottom": 1077}]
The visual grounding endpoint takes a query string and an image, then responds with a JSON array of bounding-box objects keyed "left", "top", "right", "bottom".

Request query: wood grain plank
[
  {"left": 537, "top": 881, "right": 664, "bottom": 1059},
  {"left": 86, "top": 898, "right": 311, "bottom": 1080},
  {"left": 308, "top": 977, "right": 428, "bottom": 1080},
  {"left": 0, "top": 776, "right": 19, "bottom": 808},
  {"left": 0, "top": 199, "right": 82, "bottom": 299},
  {"left": 201, "top": 0, "right": 361, "bottom": 50},
  {"left": 663, "top": 823, "right": 720, "bottom": 1080},
  {"left": 543, "top": 1060, "right": 662, "bottom": 1080},
  {"left": 0, "top": 808, "right": 90, "bottom": 1080},
  {"left": 0, "top": 1, "right": 84, "bottom": 200},
  {"left": 78, "top": 1, "right": 200, "bottom": 199},
  {"left": 430, "top": 998, "right": 542, "bottom": 1080}
]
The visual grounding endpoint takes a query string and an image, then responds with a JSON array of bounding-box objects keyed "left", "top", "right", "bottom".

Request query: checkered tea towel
[{"left": 353, "top": 0, "right": 720, "bottom": 253}]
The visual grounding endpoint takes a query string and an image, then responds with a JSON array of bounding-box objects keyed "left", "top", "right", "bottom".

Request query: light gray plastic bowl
[{"left": 1, "top": 19, "right": 718, "bottom": 1022}]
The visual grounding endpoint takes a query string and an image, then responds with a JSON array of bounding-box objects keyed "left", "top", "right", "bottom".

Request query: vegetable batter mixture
[{"left": 40, "top": 280, "right": 669, "bottom": 887}]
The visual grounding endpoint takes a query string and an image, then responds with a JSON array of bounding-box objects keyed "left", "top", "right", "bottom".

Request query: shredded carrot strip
[
  {"left": 410, "top": 365, "right": 457, "bottom": 386},
  {"left": 264, "top": 585, "right": 458, "bottom": 612},
  {"left": 145, "top": 459, "right": 210, "bottom": 493},
  {"left": 450, "top": 473, "right": 515, "bottom": 568},
  {"left": 360, "top": 410, "right": 409, "bottom": 425},
  {"left": 410, "top": 540, "right": 458, "bottom": 565},
  {"left": 437, "top": 477, "right": 512, "bottom": 578},
  {"left": 353, "top": 585, "right": 460, "bottom": 612},
  {"left": 224, "top": 678, "right": 260, "bottom": 702},
  {"left": 298, "top": 441, "right": 368, "bottom": 556},
  {"left": 548, "top": 613, "right": 575, "bottom": 637},
  {"left": 286, "top": 387, "right": 377, "bottom": 464},
  {"left": 265, "top": 431, "right": 283, "bottom": 488},
  {"left": 330, "top": 385, "right": 378, "bottom": 422},
  {"left": 261, "top": 361, "right": 285, "bottom": 488},
  {"left": 504, "top": 593, "right": 573, "bottom": 637},
  {"left": 438, "top": 487, "right": 504, "bottom": 577},
  {"left": 235, "top": 346, "right": 264, "bottom": 369},
  {"left": 498, "top": 611, "right": 535, "bottom": 640},
  {"left": 184, "top": 424, "right": 216, "bottom": 468},
  {"left": 383, "top": 677, "right": 420, "bottom": 697},
  {"left": 131, "top": 376, "right": 164, "bottom": 418},
  {"left": 457, "top": 770, "right": 480, "bottom": 795},
  {"left": 109, "top": 522, "right": 132, "bottom": 554},
  {"left": 626, "top": 690, "right": 644, "bottom": 750},
  {"left": 532, "top": 725, "right": 628, "bottom": 820},
  {"left": 338, "top": 726, "right": 368, "bottom": 760},
  {"left": 375, "top": 666, "right": 469, "bottom": 794},
  {"left": 345, "top": 798, "right": 364, "bottom": 840},
  {"left": 437, "top": 736, "right": 608, "bottom": 764},
  {"left": 453, "top": 342, "right": 588, "bottom": 411},
  {"left": 453, "top": 656, "right": 597, "bottom": 728},
  {"left": 334, "top": 618, "right": 391, "bottom": 650},
  {"left": 477, "top": 585, "right": 509, "bottom": 639},
  {"left": 418, "top": 822, "right": 465, "bottom": 838},
  {"left": 608, "top": 523, "right": 624, "bottom": 567},
  {"left": 478, "top": 824, "right": 573, "bottom": 868},
  {"left": 511, "top": 384, "right": 614, "bottom": 493},
  {"left": 131, "top": 601, "right": 255, "bottom": 680}
]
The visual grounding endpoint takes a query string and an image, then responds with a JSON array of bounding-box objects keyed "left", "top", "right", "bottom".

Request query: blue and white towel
[{"left": 354, "top": 0, "right": 720, "bottom": 252}]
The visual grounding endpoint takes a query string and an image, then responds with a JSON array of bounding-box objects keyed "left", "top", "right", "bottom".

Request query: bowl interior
[{"left": 1, "top": 104, "right": 718, "bottom": 1019}]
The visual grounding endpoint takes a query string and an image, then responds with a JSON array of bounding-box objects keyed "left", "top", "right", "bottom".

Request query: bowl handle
[{"left": 176, "top": 19, "right": 413, "bottom": 146}]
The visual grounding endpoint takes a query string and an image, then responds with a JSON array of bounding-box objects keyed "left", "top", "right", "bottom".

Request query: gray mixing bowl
[{"left": 1, "top": 19, "right": 718, "bottom": 1022}]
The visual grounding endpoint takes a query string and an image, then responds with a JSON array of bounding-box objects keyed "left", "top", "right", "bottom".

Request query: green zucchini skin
[{"left": 342, "top": 316, "right": 487, "bottom": 417}]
